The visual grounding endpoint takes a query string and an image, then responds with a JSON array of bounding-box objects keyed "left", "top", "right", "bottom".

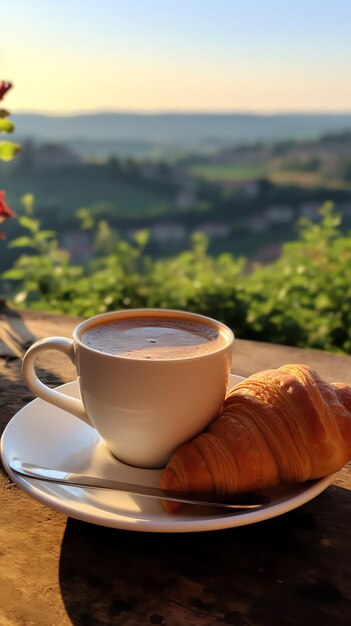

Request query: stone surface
[{"left": 1, "top": 308, "right": 351, "bottom": 626}]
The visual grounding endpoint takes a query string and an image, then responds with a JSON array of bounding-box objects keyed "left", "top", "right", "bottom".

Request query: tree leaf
[
  {"left": 133, "top": 229, "right": 150, "bottom": 248},
  {"left": 36, "top": 230, "right": 56, "bottom": 241},
  {"left": 18, "top": 215, "right": 40, "bottom": 232},
  {"left": 8, "top": 236, "right": 35, "bottom": 248},
  {"left": 2, "top": 268, "right": 26, "bottom": 280},
  {"left": 0, "top": 119, "right": 15, "bottom": 133},
  {"left": 21, "top": 193, "right": 35, "bottom": 214},
  {"left": 0, "top": 109, "right": 10, "bottom": 118},
  {"left": 0, "top": 141, "right": 21, "bottom": 161}
]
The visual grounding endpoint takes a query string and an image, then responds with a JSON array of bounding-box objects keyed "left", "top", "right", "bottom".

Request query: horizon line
[{"left": 12, "top": 108, "right": 351, "bottom": 117}]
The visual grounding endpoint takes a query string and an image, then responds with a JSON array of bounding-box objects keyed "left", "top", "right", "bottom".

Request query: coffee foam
[{"left": 81, "top": 316, "right": 225, "bottom": 360}]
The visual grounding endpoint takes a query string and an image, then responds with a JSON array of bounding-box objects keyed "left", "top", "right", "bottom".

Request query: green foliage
[
  {"left": 21, "top": 193, "right": 35, "bottom": 215},
  {"left": 0, "top": 140, "right": 21, "bottom": 161},
  {"left": 242, "top": 202, "right": 351, "bottom": 352},
  {"left": 0, "top": 118, "right": 15, "bottom": 133},
  {"left": 282, "top": 156, "right": 322, "bottom": 172},
  {"left": 145, "top": 233, "right": 247, "bottom": 330},
  {"left": 3, "top": 208, "right": 83, "bottom": 311},
  {"left": 2, "top": 200, "right": 351, "bottom": 354},
  {"left": 340, "top": 156, "right": 351, "bottom": 182},
  {"left": 190, "top": 163, "right": 266, "bottom": 182},
  {"left": 0, "top": 86, "right": 20, "bottom": 162}
]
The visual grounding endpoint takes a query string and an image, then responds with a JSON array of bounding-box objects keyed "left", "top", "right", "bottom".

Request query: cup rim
[{"left": 73, "top": 308, "right": 234, "bottom": 362}]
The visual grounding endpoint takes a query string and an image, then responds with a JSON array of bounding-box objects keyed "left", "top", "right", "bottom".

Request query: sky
[{"left": 1, "top": 0, "right": 351, "bottom": 114}]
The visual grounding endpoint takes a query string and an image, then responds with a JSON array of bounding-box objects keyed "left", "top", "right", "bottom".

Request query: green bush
[
  {"left": 2, "top": 201, "right": 351, "bottom": 354},
  {"left": 241, "top": 203, "right": 351, "bottom": 353}
]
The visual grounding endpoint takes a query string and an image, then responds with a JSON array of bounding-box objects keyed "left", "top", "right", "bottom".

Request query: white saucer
[{"left": 1, "top": 375, "right": 334, "bottom": 533}]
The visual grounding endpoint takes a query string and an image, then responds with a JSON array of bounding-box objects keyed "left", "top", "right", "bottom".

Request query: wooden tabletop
[{"left": 1, "top": 307, "right": 351, "bottom": 626}]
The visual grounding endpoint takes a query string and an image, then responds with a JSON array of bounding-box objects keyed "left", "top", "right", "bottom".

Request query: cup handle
[{"left": 22, "top": 337, "right": 91, "bottom": 426}]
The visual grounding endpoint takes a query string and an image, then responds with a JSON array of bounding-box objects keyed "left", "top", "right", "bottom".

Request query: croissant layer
[{"left": 160, "top": 364, "right": 351, "bottom": 512}]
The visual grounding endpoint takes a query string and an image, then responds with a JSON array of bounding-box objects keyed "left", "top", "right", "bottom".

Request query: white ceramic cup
[{"left": 22, "top": 308, "right": 234, "bottom": 468}]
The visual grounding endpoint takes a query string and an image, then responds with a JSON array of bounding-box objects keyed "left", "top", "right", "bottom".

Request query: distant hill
[{"left": 12, "top": 112, "right": 351, "bottom": 159}]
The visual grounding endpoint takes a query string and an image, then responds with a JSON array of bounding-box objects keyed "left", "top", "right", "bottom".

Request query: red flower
[
  {"left": 0, "top": 191, "right": 15, "bottom": 221},
  {"left": 0, "top": 191, "right": 16, "bottom": 239},
  {"left": 0, "top": 81, "right": 13, "bottom": 101}
]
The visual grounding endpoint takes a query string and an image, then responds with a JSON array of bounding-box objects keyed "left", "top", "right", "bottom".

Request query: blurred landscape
[
  {"left": 11, "top": 112, "right": 351, "bottom": 158},
  {"left": 2, "top": 1, "right": 351, "bottom": 352},
  {"left": 2, "top": 112, "right": 351, "bottom": 270}
]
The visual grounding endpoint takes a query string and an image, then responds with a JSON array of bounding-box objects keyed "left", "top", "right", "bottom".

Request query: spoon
[{"left": 9, "top": 458, "right": 270, "bottom": 511}]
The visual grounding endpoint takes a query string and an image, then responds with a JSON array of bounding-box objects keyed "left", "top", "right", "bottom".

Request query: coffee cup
[{"left": 22, "top": 308, "right": 234, "bottom": 468}]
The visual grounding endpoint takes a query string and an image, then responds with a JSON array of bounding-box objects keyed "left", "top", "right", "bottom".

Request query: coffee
[
  {"left": 23, "top": 308, "right": 234, "bottom": 467},
  {"left": 81, "top": 315, "right": 225, "bottom": 360}
]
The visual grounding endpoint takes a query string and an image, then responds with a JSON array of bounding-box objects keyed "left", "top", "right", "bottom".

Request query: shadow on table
[
  {"left": 59, "top": 485, "right": 351, "bottom": 626},
  {"left": 0, "top": 365, "right": 65, "bottom": 476},
  {"left": 0, "top": 304, "right": 36, "bottom": 356}
]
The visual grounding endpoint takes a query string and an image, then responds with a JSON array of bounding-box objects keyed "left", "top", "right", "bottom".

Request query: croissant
[{"left": 160, "top": 364, "right": 351, "bottom": 512}]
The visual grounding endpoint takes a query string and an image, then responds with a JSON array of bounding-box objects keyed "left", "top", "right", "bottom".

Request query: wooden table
[{"left": 1, "top": 307, "right": 351, "bottom": 626}]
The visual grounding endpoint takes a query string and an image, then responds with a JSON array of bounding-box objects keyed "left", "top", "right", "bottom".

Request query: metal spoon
[{"left": 9, "top": 458, "right": 270, "bottom": 511}]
